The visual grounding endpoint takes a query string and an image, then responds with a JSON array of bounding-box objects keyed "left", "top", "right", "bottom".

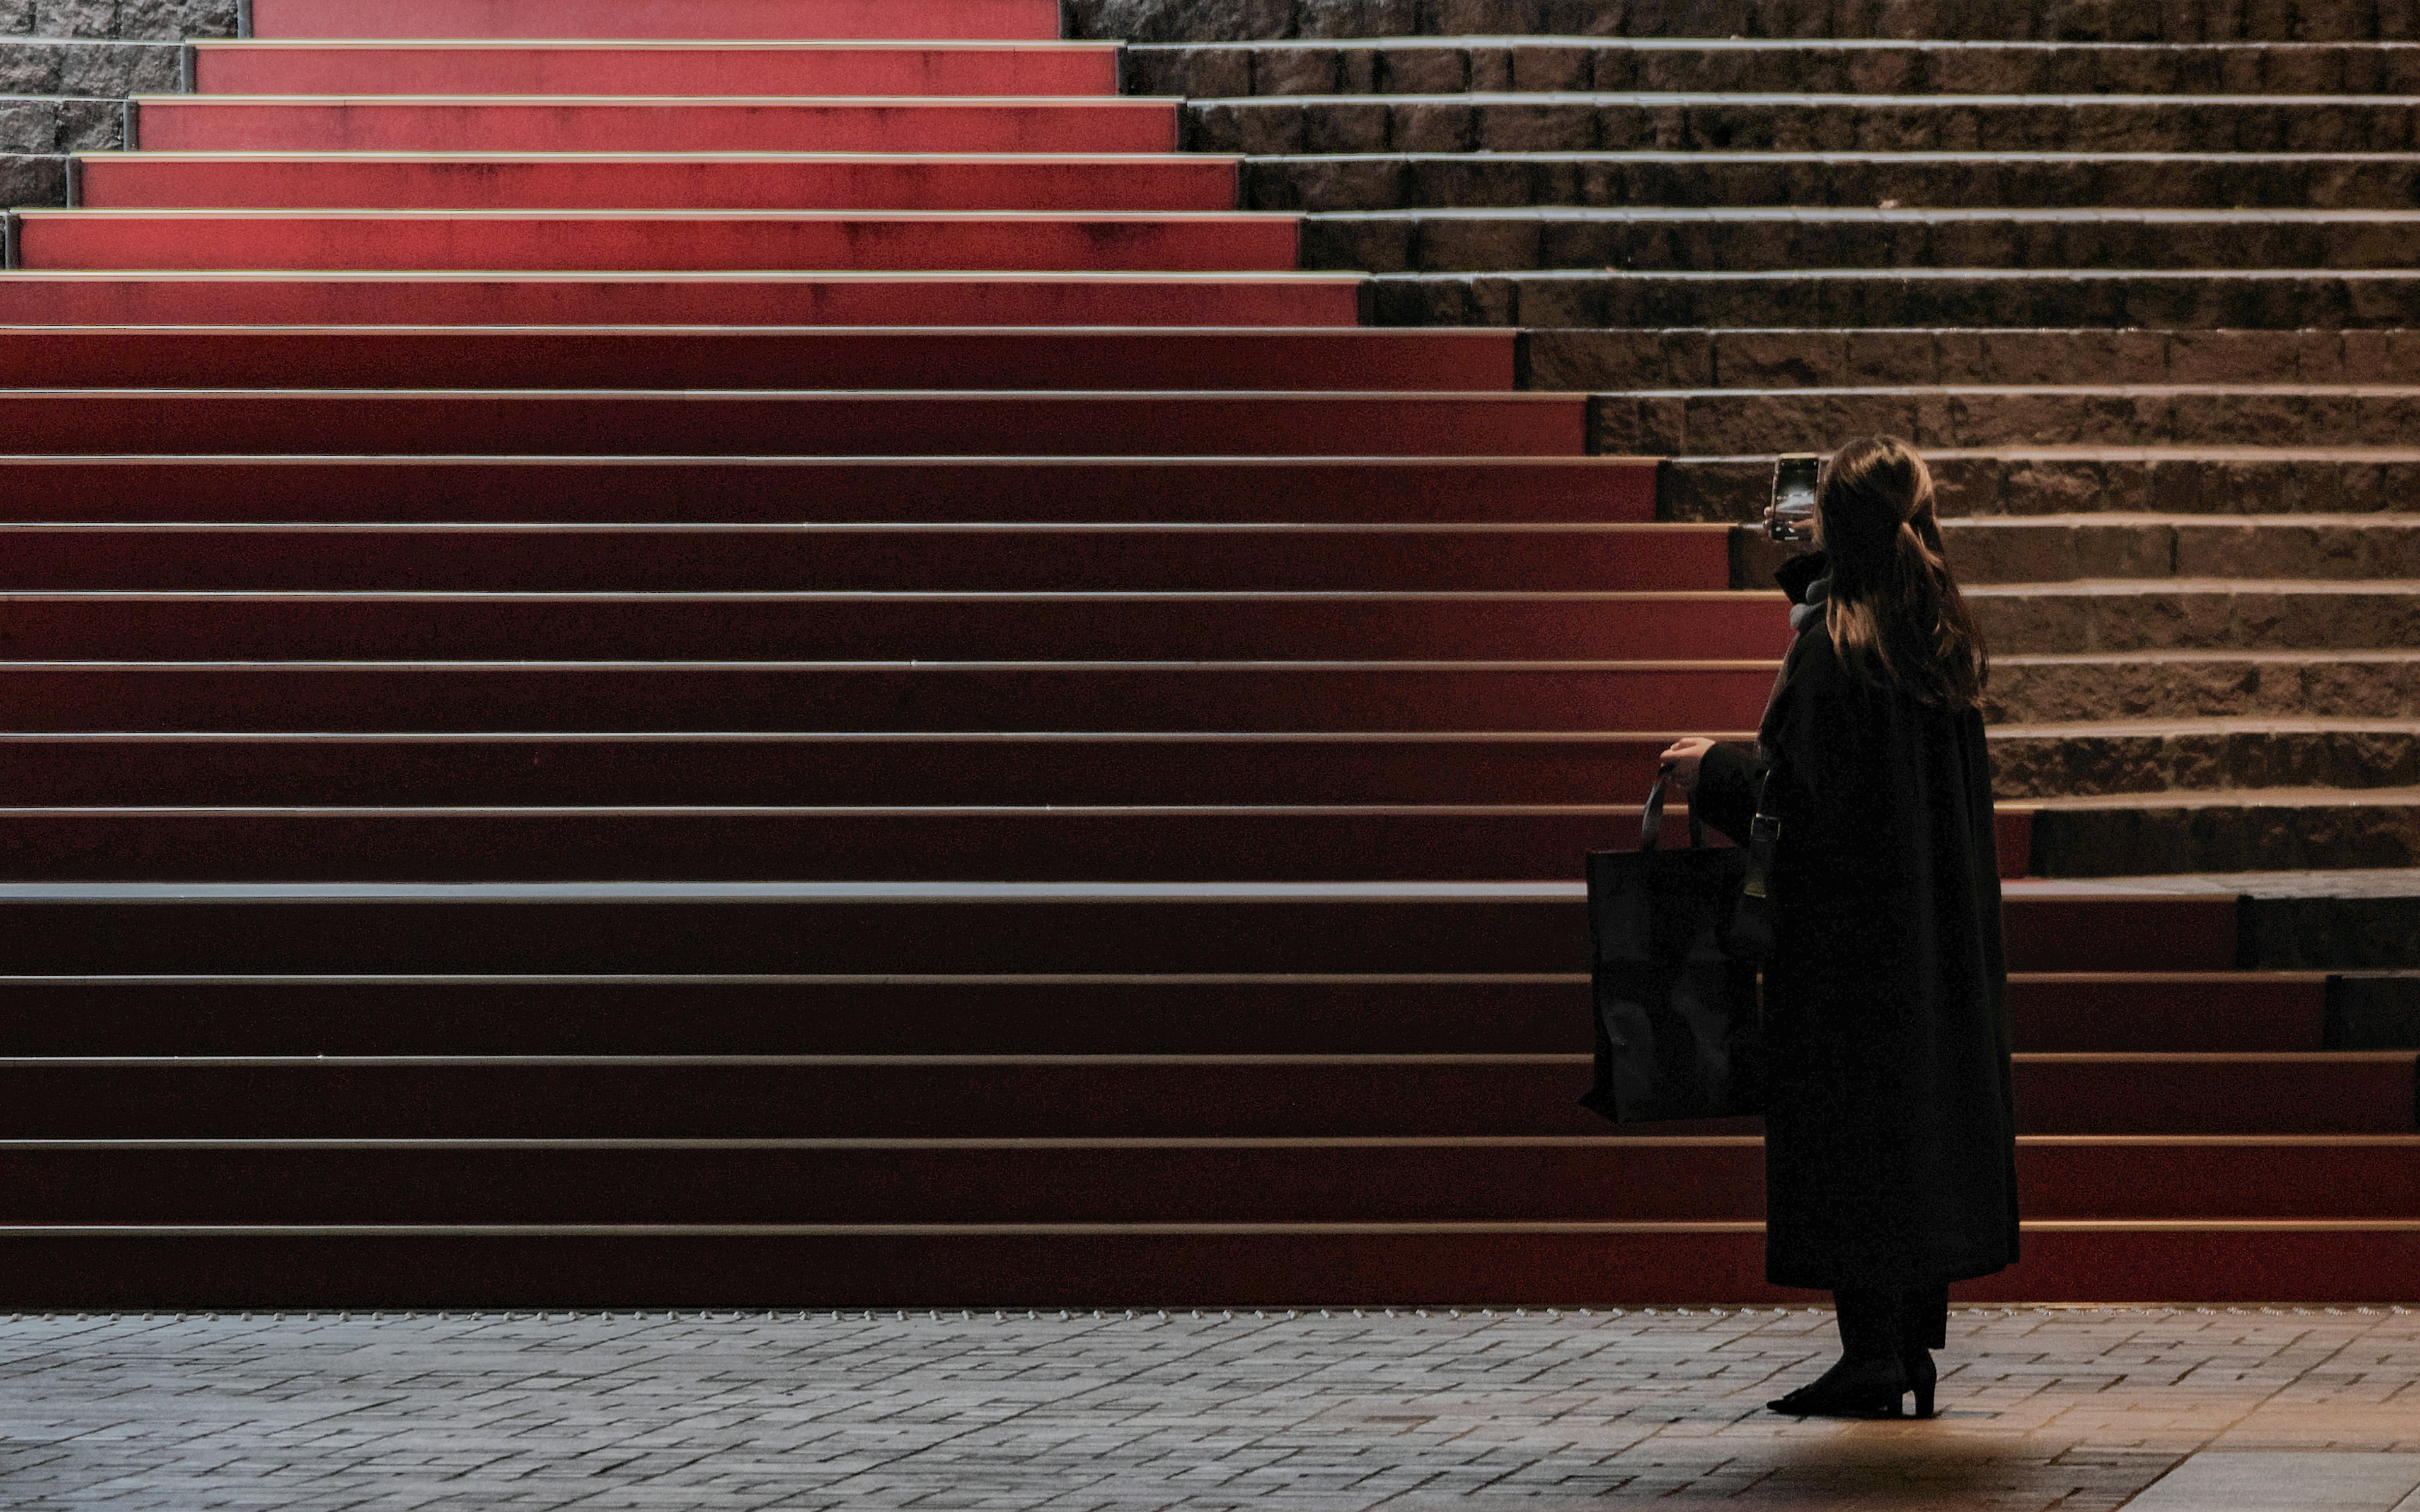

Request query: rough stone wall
[
  {"left": 3, "top": 0, "right": 229, "bottom": 207},
  {"left": 1068, "top": 0, "right": 2412, "bottom": 43}
]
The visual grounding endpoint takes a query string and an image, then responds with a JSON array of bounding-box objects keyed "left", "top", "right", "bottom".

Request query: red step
[
  {"left": 0, "top": 593, "right": 1787, "bottom": 659},
  {"left": 0, "top": 273, "right": 1365, "bottom": 327},
  {"left": 0, "top": 524, "right": 1714, "bottom": 590},
  {"left": 76, "top": 152, "right": 1245, "bottom": 212},
  {"left": 0, "top": 663, "right": 1782, "bottom": 733},
  {"left": 21, "top": 210, "right": 1303, "bottom": 274},
  {"left": 0, "top": 458, "right": 1659, "bottom": 524},
  {"left": 0, "top": 391, "right": 1591, "bottom": 457},
  {"left": 191, "top": 42, "right": 1124, "bottom": 98},
  {"left": 0, "top": 328, "right": 1508, "bottom": 392},
  {"left": 1, "top": 1136, "right": 2409, "bottom": 1224},
  {"left": 0, "top": 1053, "right": 2398, "bottom": 1137},
  {"left": 0, "top": 972, "right": 2322, "bottom": 1057},
  {"left": 132, "top": 97, "right": 1181, "bottom": 154},
  {"left": 0, "top": 886, "right": 2239, "bottom": 975},
  {"left": 251, "top": 0, "right": 1066, "bottom": 40},
  {"left": 0, "top": 1223, "right": 2412, "bottom": 1307}
]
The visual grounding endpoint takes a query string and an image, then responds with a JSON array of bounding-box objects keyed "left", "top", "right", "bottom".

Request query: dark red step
[
  {"left": 0, "top": 459, "right": 1657, "bottom": 524},
  {"left": 0, "top": 733, "right": 1714, "bottom": 805},
  {"left": 251, "top": 0, "right": 1066, "bottom": 40},
  {"left": 0, "top": 1052, "right": 2397, "bottom": 1137},
  {"left": 192, "top": 42, "right": 1124, "bottom": 98},
  {"left": 0, "top": 663, "right": 1780, "bottom": 733},
  {"left": 21, "top": 210, "right": 1301, "bottom": 274},
  {"left": 1, "top": 1136, "right": 2408, "bottom": 1224},
  {"left": 0, "top": 886, "right": 2238, "bottom": 975},
  {"left": 0, "top": 592, "right": 1781, "bottom": 658},
  {"left": 0, "top": 273, "right": 1364, "bottom": 328},
  {"left": 0, "top": 971, "right": 2323, "bottom": 1057},
  {"left": 132, "top": 98, "right": 1181, "bottom": 154},
  {"left": 0, "top": 1222, "right": 2406, "bottom": 1307},
  {"left": 0, "top": 329, "right": 1516, "bottom": 393},
  {"left": 76, "top": 152, "right": 1244, "bottom": 212},
  {"left": 0, "top": 391, "right": 1589, "bottom": 457}
]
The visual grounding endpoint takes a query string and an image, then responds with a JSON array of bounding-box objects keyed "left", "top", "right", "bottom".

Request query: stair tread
[{"left": 2024, "top": 786, "right": 2420, "bottom": 808}]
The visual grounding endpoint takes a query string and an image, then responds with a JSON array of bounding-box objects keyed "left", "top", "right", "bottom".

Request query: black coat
[{"left": 1693, "top": 553, "right": 2019, "bottom": 1290}]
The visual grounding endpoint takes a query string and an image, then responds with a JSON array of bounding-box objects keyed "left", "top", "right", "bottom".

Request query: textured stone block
[
  {"left": 1252, "top": 45, "right": 1339, "bottom": 94},
  {"left": 1378, "top": 46, "right": 1465, "bottom": 94},
  {"left": 0, "top": 150, "right": 62, "bottom": 205},
  {"left": 1301, "top": 98, "right": 1386, "bottom": 151}
]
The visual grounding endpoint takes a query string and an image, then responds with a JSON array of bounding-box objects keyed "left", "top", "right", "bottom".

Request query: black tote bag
[{"left": 1579, "top": 766, "right": 1768, "bottom": 1124}]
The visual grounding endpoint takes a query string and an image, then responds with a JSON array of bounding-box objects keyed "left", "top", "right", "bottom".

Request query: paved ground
[{"left": 0, "top": 1306, "right": 2414, "bottom": 1510}]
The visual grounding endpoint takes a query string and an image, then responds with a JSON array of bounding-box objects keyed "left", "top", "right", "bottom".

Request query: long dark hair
[{"left": 1815, "top": 435, "right": 1987, "bottom": 709}]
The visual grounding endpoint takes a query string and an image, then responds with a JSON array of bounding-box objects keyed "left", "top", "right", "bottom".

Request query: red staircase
[{"left": 0, "top": 0, "right": 2409, "bottom": 1306}]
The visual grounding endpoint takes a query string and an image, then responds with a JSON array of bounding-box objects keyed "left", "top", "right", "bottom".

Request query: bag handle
[{"left": 1641, "top": 762, "right": 1705, "bottom": 851}]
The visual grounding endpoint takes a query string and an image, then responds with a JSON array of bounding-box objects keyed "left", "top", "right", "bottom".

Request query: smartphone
[{"left": 1770, "top": 454, "right": 1819, "bottom": 542}]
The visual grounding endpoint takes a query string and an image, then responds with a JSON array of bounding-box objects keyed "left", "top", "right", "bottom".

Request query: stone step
[
  {"left": 1373, "top": 269, "right": 2420, "bottom": 329},
  {"left": 1066, "top": 0, "right": 2415, "bottom": 47},
  {"left": 1991, "top": 718, "right": 2420, "bottom": 798},
  {"left": 1969, "top": 580, "right": 2420, "bottom": 654},
  {"left": 1182, "top": 94, "right": 2420, "bottom": 158},
  {"left": 1303, "top": 207, "right": 2420, "bottom": 274},
  {"left": 1241, "top": 151, "right": 2420, "bottom": 212},
  {"left": 0, "top": 40, "right": 181, "bottom": 96},
  {"left": 1658, "top": 449, "right": 2420, "bottom": 522},
  {"left": 1593, "top": 384, "right": 2420, "bottom": 454},
  {"left": 1942, "top": 514, "right": 2420, "bottom": 583},
  {"left": 2027, "top": 787, "right": 2420, "bottom": 874},
  {"left": 1986, "top": 651, "right": 2420, "bottom": 723},
  {"left": 1127, "top": 39, "right": 2420, "bottom": 100},
  {"left": 0, "top": 93, "right": 124, "bottom": 154},
  {"left": 1533, "top": 329, "right": 2420, "bottom": 393}
]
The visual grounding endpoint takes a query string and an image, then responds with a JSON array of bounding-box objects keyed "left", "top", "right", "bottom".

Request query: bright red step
[
  {"left": 192, "top": 42, "right": 1124, "bottom": 97},
  {"left": 75, "top": 153, "right": 1245, "bottom": 212},
  {"left": 132, "top": 97, "right": 1181, "bottom": 154},
  {"left": 0, "top": 273, "right": 1365, "bottom": 327},
  {"left": 0, "top": 391, "right": 1592, "bottom": 457},
  {"left": 23, "top": 210, "right": 1302, "bottom": 274},
  {"left": 251, "top": 0, "right": 1066, "bottom": 40},
  {"left": 0, "top": 459, "right": 1657, "bottom": 524}
]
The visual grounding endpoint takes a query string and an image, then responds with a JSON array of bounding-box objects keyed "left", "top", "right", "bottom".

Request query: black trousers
[{"left": 1832, "top": 1284, "right": 1949, "bottom": 1360}]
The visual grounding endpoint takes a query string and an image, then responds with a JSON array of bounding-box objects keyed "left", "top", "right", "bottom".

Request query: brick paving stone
[{"left": 0, "top": 1307, "right": 2412, "bottom": 1509}]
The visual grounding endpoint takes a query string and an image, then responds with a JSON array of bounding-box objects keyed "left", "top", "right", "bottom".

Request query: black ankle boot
[
  {"left": 1766, "top": 1354, "right": 1910, "bottom": 1418},
  {"left": 1898, "top": 1348, "right": 1937, "bottom": 1419}
]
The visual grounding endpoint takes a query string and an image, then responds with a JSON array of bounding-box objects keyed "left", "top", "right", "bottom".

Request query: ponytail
[{"left": 1816, "top": 437, "right": 1988, "bottom": 709}]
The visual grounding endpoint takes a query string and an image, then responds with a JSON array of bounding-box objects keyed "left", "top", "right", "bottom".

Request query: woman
[{"left": 1660, "top": 435, "right": 2017, "bottom": 1421}]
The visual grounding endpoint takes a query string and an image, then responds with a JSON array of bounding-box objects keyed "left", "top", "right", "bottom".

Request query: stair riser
[
  {"left": 0, "top": 460, "right": 1656, "bottom": 525},
  {"left": 0, "top": 1056, "right": 2396, "bottom": 1136},
  {"left": 1303, "top": 215, "right": 2420, "bottom": 275},
  {"left": 0, "top": 895, "right": 2238, "bottom": 974},
  {"left": 193, "top": 44, "right": 1124, "bottom": 97},
  {"left": 1944, "top": 523, "right": 2420, "bottom": 585},
  {"left": 0, "top": 1224, "right": 2409, "bottom": 1305},
  {"left": 1131, "top": 43, "right": 2420, "bottom": 100},
  {"left": 0, "top": 277, "right": 1365, "bottom": 328},
  {"left": 1069, "top": 0, "right": 2418, "bottom": 47},
  {"left": 1185, "top": 99, "right": 2420, "bottom": 158},
  {"left": 23, "top": 215, "right": 1304, "bottom": 275},
  {"left": 0, "top": 665, "right": 1780, "bottom": 733},
  {"left": 2034, "top": 805, "right": 2420, "bottom": 876},
  {"left": 0, "top": 975, "right": 2324, "bottom": 1056},
  {"left": 1995, "top": 731, "right": 2420, "bottom": 798},
  {"left": 1598, "top": 389, "right": 2420, "bottom": 454},
  {"left": 1972, "top": 590, "right": 2420, "bottom": 655},
  {"left": 0, "top": 529, "right": 1720, "bottom": 592},
  {"left": 77, "top": 156, "right": 1245, "bottom": 212},
  {"left": 1245, "top": 154, "right": 2420, "bottom": 213},
  {"left": 0, "top": 394, "right": 1588, "bottom": 459},
  {"left": 1533, "top": 328, "right": 2420, "bottom": 393},
  {"left": 138, "top": 101, "right": 1182, "bottom": 154},
  {"left": 1662, "top": 454, "right": 2420, "bottom": 524},
  {"left": 1990, "top": 658, "right": 2420, "bottom": 723},
  {"left": 1372, "top": 272, "right": 2420, "bottom": 331},
  {"left": 0, "top": 597, "right": 1784, "bottom": 660},
  {"left": 255, "top": 0, "right": 1065, "bottom": 40},
  {"left": 0, "top": 331, "right": 1513, "bottom": 395},
  {"left": 0, "top": 1140, "right": 2404, "bottom": 1223}
]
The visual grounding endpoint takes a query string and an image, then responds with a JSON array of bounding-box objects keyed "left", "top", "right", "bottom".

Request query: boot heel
[{"left": 1902, "top": 1353, "right": 1938, "bottom": 1420}]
